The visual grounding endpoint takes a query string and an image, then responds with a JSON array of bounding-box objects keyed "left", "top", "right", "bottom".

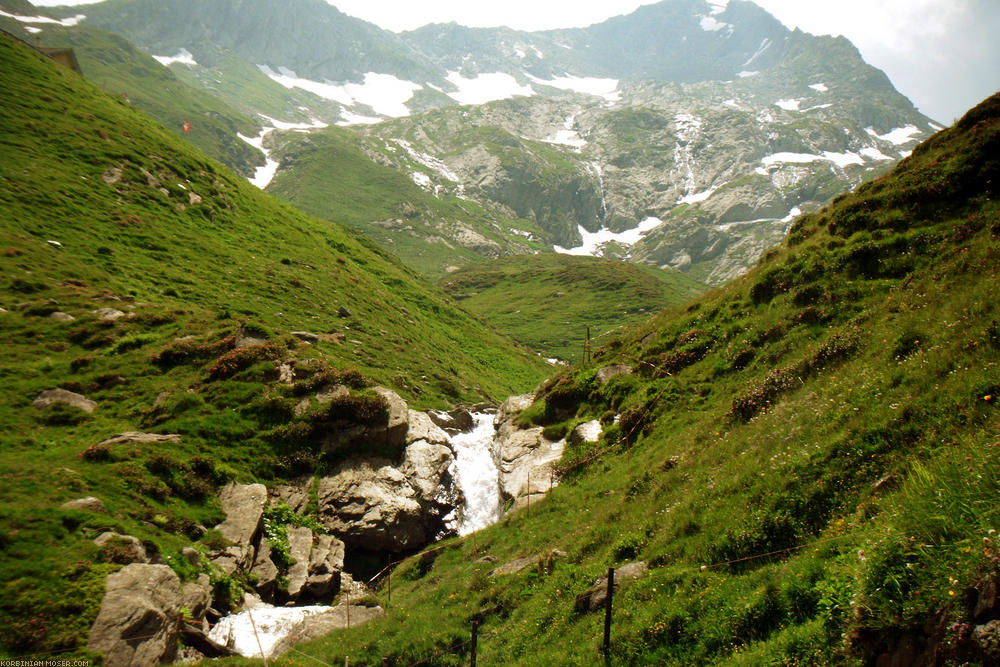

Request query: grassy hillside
[
  {"left": 0, "top": 32, "right": 548, "bottom": 659},
  {"left": 278, "top": 95, "right": 1000, "bottom": 665},
  {"left": 441, "top": 253, "right": 707, "bottom": 361}
]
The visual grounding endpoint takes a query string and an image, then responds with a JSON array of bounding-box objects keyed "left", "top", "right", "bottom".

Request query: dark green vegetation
[
  {"left": 0, "top": 33, "right": 548, "bottom": 659},
  {"left": 265, "top": 95, "right": 1000, "bottom": 665},
  {"left": 441, "top": 254, "right": 707, "bottom": 361}
]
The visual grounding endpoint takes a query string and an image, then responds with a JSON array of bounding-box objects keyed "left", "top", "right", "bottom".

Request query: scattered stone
[
  {"left": 188, "top": 191, "right": 203, "bottom": 205},
  {"left": 292, "top": 358, "right": 326, "bottom": 379},
  {"left": 47, "top": 240, "right": 62, "bottom": 248},
  {"left": 574, "top": 561, "right": 648, "bottom": 613},
  {"left": 337, "top": 306, "right": 351, "bottom": 318},
  {"left": 661, "top": 456, "right": 681, "bottom": 471},
  {"left": 214, "top": 482, "right": 267, "bottom": 549},
  {"left": 97, "top": 432, "right": 182, "bottom": 447},
  {"left": 94, "top": 532, "right": 148, "bottom": 563},
  {"left": 234, "top": 326, "right": 267, "bottom": 349},
  {"left": 569, "top": 420, "right": 602, "bottom": 445},
  {"left": 475, "top": 555, "right": 499, "bottom": 564},
  {"left": 33, "top": 388, "right": 97, "bottom": 413},
  {"left": 277, "top": 362, "right": 294, "bottom": 384},
  {"left": 182, "top": 547, "right": 201, "bottom": 567},
  {"left": 102, "top": 167, "right": 122, "bottom": 185},
  {"left": 94, "top": 307, "right": 127, "bottom": 321},
  {"left": 88, "top": 564, "right": 182, "bottom": 667},
  {"left": 596, "top": 364, "right": 633, "bottom": 386},
  {"left": 407, "top": 410, "right": 451, "bottom": 445},
  {"left": 49, "top": 311, "right": 75, "bottom": 322},
  {"left": 60, "top": 496, "right": 107, "bottom": 513},
  {"left": 291, "top": 331, "right": 320, "bottom": 344}
]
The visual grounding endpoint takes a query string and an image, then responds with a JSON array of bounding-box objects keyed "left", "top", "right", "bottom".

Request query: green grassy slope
[
  {"left": 282, "top": 95, "right": 1000, "bottom": 665},
  {"left": 0, "top": 9, "right": 265, "bottom": 177},
  {"left": 0, "top": 33, "right": 547, "bottom": 659},
  {"left": 441, "top": 253, "right": 707, "bottom": 361}
]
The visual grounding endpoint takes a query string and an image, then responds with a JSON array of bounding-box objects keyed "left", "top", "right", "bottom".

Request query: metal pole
[
  {"left": 603, "top": 567, "right": 615, "bottom": 655},
  {"left": 471, "top": 620, "right": 479, "bottom": 667}
]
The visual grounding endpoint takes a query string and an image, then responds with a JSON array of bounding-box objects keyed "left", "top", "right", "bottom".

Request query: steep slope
[
  {"left": 441, "top": 254, "right": 707, "bottom": 361},
  {"left": 0, "top": 32, "right": 548, "bottom": 659},
  {"left": 0, "top": 3, "right": 265, "bottom": 177},
  {"left": 282, "top": 94, "right": 1000, "bottom": 665}
]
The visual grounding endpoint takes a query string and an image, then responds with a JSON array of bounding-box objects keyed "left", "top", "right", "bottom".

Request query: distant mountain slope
[
  {"left": 440, "top": 254, "right": 707, "bottom": 361},
  {"left": 291, "top": 91, "right": 1000, "bottom": 666}
]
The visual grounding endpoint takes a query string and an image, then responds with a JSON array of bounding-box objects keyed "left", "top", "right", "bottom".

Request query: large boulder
[
  {"left": 401, "top": 441, "right": 457, "bottom": 506},
  {"left": 285, "top": 526, "right": 314, "bottom": 601},
  {"left": 214, "top": 482, "right": 267, "bottom": 549},
  {"left": 406, "top": 410, "right": 451, "bottom": 445},
  {"left": 88, "top": 564, "right": 182, "bottom": 667},
  {"left": 33, "top": 388, "right": 97, "bottom": 413},
  {"left": 373, "top": 386, "right": 409, "bottom": 449},
  {"left": 318, "top": 460, "right": 426, "bottom": 552},
  {"left": 305, "top": 534, "right": 345, "bottom": 599},
  {"left": 428, "top": 407, "right": 475, "bottom": 434},
  {"left": 250, "top": 540, "right": 280, "bottom": 600},
  {"left": 59, "top": 496, "right": 107, "bottom": 513},
  {"left": 93, "top": 532, "right": 148, "bottom": 564},
  {"left": 574, "top": 562, "right": 649, "bottom": 613}
]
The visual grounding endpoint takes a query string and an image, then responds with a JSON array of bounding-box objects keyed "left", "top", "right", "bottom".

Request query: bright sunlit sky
[{"left": 29, "top": 0, "right": 1000, "bottom": 123}]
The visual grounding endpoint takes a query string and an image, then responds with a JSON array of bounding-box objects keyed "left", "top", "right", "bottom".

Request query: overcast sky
[{"left": 29, "top": 0, "right": 999, "bottom": 122}]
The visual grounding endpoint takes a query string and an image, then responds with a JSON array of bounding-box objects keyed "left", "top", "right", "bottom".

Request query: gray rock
[
  {"left": 270, "top": 482, "right": 310, "bottom": 514},
  {"left": 494, "top": 395, "right": 565, "bottom": 505},
  {"left": 211, "top": 546, "right": 251, "bottom": 576},
  {"left": 596, "top": 364, "right": 633, "bottom": 386},
  {"left": 49, "top": 311, "right": 75, "bottom": 322},
  {"left": 373, "top": 386, "right": 409, "bottom": 449},
  {"left": 338, "top": 306, "right": 351, "bottom": 318},
  {"left": 406, "top": 410, "right": 451, "bottom": 445},
  {"left": 59, "top": 496, "right": 106, "bottom": 513},
  {"left": 428, "top": 407, "right": 475, "bottom": 434},
  {"left": 94, "top": 532, "right": 148, "bottom": 563},
  {"left": 401, "top": 441, "right": 456, "bottom": 506},
  {"left": 291, "top": 331, "right": 320, "bottom": 343},
  {"left": 575, "top": 561, "right": 649, "bottom": 613},
  {"left": 181, "top": 547, "right": 201, "bottom": 567},
  {"left": 251, "top": 540, "right": 279, "bottom": 600},
  {"left": 305, "top": 534, "right": 346, "bottom": 599},
  {"left": 285, "top": 526, "right": 313, "bottom": 601},
  {"left": 182, "top": 574, "right": 212, "bottom": 621},
  {"left": 94, "top": 307, "right": 126, "bottom": 322},
  {"left": 214, "top": 482, "right": 267, "bottom": 549},
  {"left": 234, "top": 326, "right": 267, "bottom": 348},
  {"left": 315, "top": 384, "right": 349, "bottom": 404},
  {"left": 33, "top": 388, "right": 97, "bottom": 413},
  {"left": 318, "top": 460, "right": 426, "bottom": 552},
  {"left": 88, "top": 564, "right": 182, "bottom": 667},
  {"left": 97, "top": 432, "right": 182, "bottom": 447}
]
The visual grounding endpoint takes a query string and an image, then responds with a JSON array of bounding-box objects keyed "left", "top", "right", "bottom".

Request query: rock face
[
  {"left": 318, "top": 460, "right": 427, "bottom": 551},
  {"left": 88, "top": 564, "right": 182, "bottom": 667},
  {"left": 492, "top": 395, "right": 565, "bottom": 509},
  {"left": 215, "top": 482, "right": 267, "bottom": 549},
  {"left": 33, "top": 388, "right": 97, "bottom": 413},
  {"left": 406, "top": 410, "right": 451, "bottom": 445}
]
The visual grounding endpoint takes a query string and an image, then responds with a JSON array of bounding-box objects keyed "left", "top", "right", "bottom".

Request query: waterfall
[{"left": 448, "top": 413, "right": 501, "bottom": 535}]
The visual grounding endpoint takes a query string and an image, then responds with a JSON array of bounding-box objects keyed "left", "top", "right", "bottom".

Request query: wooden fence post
[{"left": 603, "top": 567, "right": 615, "bottom": 656}]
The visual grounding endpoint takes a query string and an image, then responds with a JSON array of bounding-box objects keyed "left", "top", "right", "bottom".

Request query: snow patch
[
  {"left": 0, "top": 9, "right": 85, "bottom": 26},
  {"left": 258, "top": 66, "right": 421, "bottom": 118},
  {"left": 723, "top": 99, "right": 740, "bottom": 109},
  {"left": 542, "top": 115, "right": 586, "bottom": 150},
  {"left": 809, "top": 83, "right": 829, "bottom": 92},
  {"left": 409, "top": 172, "right": 432, "bottom": 189},
  {"left": 761, "top": 151, "right": 864, "bottom": 169},
  {"left": 525, "top": 73, "right": 620, "bottom": 102},
  {"left": 679, "top": 184, "right": 721, "bottom": 205},
  {"left": 741, "top": 38, "right": 772, "bottom": 67},
  {"left": 152, "top": 48, "right": 197, "bottom": 67},
  {"left": 737, "top": 71, "right": 758, "bottom": 78},
  {"left": 554, "top": 217, "right": 662, "bottom": 256},
  {"left": 393, "top": 139, "right": 460, "bottom": 183},
  {"left": 775, "top": 98, "right": 801, "bottom": 111},
  {"left": 674, "top": 112, "right": 703, "bottom": 198},
  {"left": 238, "top": 115, "right": 328, "bottom": 190},
  {"left": 337, "top": 110, "right": 383, "bottom": 126},
  {"left": 860, "top": 146, "right": 894, "bottom": 161},
  {"left": 865, "top": 125, "right": 922, "bottom": 146},
  {"left": 445, "top": 71, "right": 534, "bottom": 105},
  {"left": 707, "top": 0, "right": 730, "bottom": 14},
  {"left": 699, "top": 15, "right": 732, "bottom": 33}
]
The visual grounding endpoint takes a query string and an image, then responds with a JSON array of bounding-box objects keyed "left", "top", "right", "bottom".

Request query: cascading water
[{"left": 448, "top": 413, "right": 502, "bottom": 535}]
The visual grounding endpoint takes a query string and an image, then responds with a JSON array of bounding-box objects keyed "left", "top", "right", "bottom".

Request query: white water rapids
[{"left": 449, "top": 412, "right": 502, "bottom": 535}]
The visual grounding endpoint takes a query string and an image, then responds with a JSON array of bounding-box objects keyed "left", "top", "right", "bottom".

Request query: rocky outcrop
[
  {"left": 97, "top": 432, "right": 182, "bottom": 447},
  {"left": 88, "top": 564, "right": 182, "bottom": 667},
  {"left": 574, "top": 561, "right": 649, "bottom": 613},
  {"left": 59, "top": 496, "right": 107, "bottom": 513},
  {"left": 596, "top": 364, "right": 632, "bottom": 386},
  {"left": 492, "top": 395, "right": 565, "bottom": 509},
  {"left": 33, "top": 388, "right": 97, "bottom": 413},
  {"left": 406, "top": 410, "right": 451, "bottom": 444},
  {"left": 93, "top": 532, "right": 148, "bottom": 563},
  {"left": 215, "top": 482, "right": 267, "bottom": 549},
  {"left": 428, "top": 406, "right": 475, "bottom": 434},
  {"left": 305, "top": 534, "right": 345, "bottom": 599},
  {"left": 317, "top": 460, "right": 427, "bottom": 551},
  {"left": 373, "top": 386, "right": 409, "bottom": 448}
]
